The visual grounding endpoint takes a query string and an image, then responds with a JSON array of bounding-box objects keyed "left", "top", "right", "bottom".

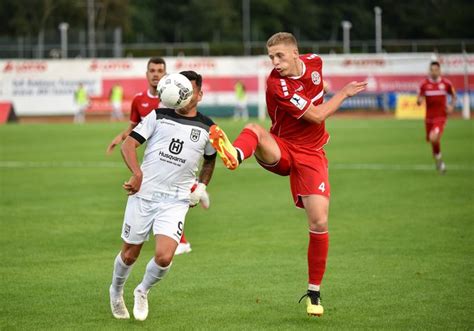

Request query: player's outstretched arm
[
  {"left": 106, "top": 122, "right": 138, "bottom": 155},
  {"left": 302, "top": 81, "right": 367, "bottom": 124},
  {"left": 120, "top": 136, "right": 143, "bottom": 195}
]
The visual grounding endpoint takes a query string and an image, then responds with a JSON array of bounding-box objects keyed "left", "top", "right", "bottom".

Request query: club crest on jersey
[
  {"left": 169, "top": 138, "right": 184, "bottom": 155},
  {"left": 190, "top": 128, "right": 201, "bottom": 142},
  {"left": 290, "top": 93, "right": 308, "bottom": 110},
  {"left": 311, "top": 71, "right": 321, "bottom": 85}
]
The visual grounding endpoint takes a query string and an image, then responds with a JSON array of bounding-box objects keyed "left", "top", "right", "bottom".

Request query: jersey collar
[
  {"left": 288, "top": 60, "right": 306, "bottom": 80},
  {"left": 428, "top": 77, "right": 442, "bottom": 83},
  {"left": 147, "top": 89, "right": 159, "bottom": 99}
]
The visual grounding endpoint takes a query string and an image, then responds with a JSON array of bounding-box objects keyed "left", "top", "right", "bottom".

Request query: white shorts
[{"left": 121, "top": 195, "right": 189, "bottom": 244}]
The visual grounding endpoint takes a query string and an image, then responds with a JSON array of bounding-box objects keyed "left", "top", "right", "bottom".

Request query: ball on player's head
[{"left": 157, "top": 73, "right": 193, "bottom": 109}]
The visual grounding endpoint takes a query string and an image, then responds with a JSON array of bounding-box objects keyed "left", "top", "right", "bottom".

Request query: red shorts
[
  {"left": 256, "top": 134, "right": 330, "bottom": 208},
  {"left": 425, "top": 119, "right": 446, "bottom": 141}
]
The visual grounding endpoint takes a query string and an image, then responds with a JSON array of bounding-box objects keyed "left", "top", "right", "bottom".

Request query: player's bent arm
[
  {"left": 302, "top": 81, "right": 367, "bottom": 124},
  {"left": 447, "top": 86, "right": 457, "bottom": 113},
  {"left": 416, "top": 95, "right": 425, "bottom": 106},
  {"left": 106, "top": 122, "right": 138, "bottom": 154},
  {"left": 189, "top": 156, "right": 216, "bottom": 208},
  {"left": 120, "top": 136, "right": 143, "bottom": 194},
  {"left": 199, "top": 156, "right": 216, "bottom": 185}
]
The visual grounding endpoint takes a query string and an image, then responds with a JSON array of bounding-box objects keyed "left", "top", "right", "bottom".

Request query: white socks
[
  {"left": 136, "top": 258, "right": 172, "bottom": 293},
  {"left": 111, "top": 252, "right": 133, "bottom": 295},
  {"left": 308, "top": 284, "right": 320, "bottom": 292}
]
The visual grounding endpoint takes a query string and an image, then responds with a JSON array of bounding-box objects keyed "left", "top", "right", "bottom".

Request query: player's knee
[
  {"left": 244, "top": 123, "right": 264, "bottom": 138},
  {"left": 122, "top": 250, "right": 139, "bottom": 265},
  {"left": 154, "top": 252, "right": 173, "bottom": 268},
  {"left": 308, "top": 215, "right": 328, "bottom": 232}
]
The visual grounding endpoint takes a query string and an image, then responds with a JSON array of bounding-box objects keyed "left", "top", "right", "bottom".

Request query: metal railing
[{"left": 0, "top": 38, "right": 472, "bottom": 59}]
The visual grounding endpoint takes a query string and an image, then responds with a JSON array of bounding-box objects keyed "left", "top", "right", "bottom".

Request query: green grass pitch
[{"left": 0, "top": 118, "right": 473, "bottom": 330}]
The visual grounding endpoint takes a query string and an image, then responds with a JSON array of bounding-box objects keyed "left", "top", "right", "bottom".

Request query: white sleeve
[
  {"left": 130, "top": 111, "right": 157, "bottom": 143},
  {"left": 204, "top": 140, "right": 216, "bottom": 157}
]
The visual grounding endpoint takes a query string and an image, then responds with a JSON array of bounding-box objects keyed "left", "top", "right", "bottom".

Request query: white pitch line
[{"left": 0, "top": 161, "right": 473, "bottom": 171}]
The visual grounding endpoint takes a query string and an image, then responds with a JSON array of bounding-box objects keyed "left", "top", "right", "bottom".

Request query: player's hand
[
  {"left": 447, "top": 104, "right": 454, "bottom": 114},
  {"left": 189, "top": 183, "right": 210, "bottom": 209},
  {"left": 106, "top": 135, "right": 123, "bottom": 155},
  {"left": 343, "top": 81, "right": 367, "bottom": 97},
  {"left": 123, "top": 173, "right": 143, "bottom": 195}
]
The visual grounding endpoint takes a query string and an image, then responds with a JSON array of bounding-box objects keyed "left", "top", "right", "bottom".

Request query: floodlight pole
[
  {"left": 58, "top": 22, "right": 69, "bottom": 59},
  {"left": 374, "top": 6, "right": 382, "bottom": 53},
  {"left": 341, "top": 21, "right": 352, "bottom": 54},
  {"left": 462, "top": 50, "right": 471, "bottom": 119},
  {"left": 88, "top": 0, "right": 96, "bottom": 58},
  {"left": 242, "top": 0, "right": 251, "bottom": 55}
]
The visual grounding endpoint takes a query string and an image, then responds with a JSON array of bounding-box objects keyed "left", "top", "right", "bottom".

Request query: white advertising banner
[{"left": 0, "top": 53, "right": 472, "bottom": 116}]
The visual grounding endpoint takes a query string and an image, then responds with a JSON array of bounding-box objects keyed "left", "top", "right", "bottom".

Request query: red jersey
[
  {"left": 418, "top": 77, "right": 455, "bottom": 122},
  {"left": 266, "top": 54, "right": 329, "bottom": 150},
  {"left": 130, "top": 89, "right": 160, "bottom": 124}
]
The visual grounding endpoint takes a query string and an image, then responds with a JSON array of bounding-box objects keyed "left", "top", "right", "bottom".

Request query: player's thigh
[
  {"left": 301, "top": 195, "right": 330, "bottom": 231},
  {"left": 153, "top": 200, "right": 189, "bottom": 244},
  {"left": 121, "top": 195, "right": 157, "bottom": 245},
  {"left": 245, "top": 124, "right": 281, "bottom": 164}
]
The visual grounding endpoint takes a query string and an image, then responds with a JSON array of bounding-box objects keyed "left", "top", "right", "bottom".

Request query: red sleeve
[
  {"left": 444, "top": 79, "right": 456, "bottom": 96},
  {"left": 129, "top": 96, "right": 140, "bottom": 124},
  {"left": 417, "top": 82, "right": 425, "bottom": 97},
  {"left": 269, "top": 78, "right": 311, "bottom": 119}
]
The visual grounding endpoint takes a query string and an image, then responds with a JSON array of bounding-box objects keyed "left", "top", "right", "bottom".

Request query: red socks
[
  {"left": 308, "top": 232, "right": 329, "bottom": 287},
  {"left": 431, "top": 142, "right": 441, "bottom": 156},
  {"left": 233, "top": 128, "right": 259, "bottom": 161}
]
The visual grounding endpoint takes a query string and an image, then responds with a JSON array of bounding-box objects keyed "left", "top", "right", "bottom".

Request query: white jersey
[{"left": 130, "top": 108, "right": 216, "bottom": 202}]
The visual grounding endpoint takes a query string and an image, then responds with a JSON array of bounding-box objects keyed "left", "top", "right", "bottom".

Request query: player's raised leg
[
  {"left": 209, "top": 123, "right": 280, "bottom": 169},
  {"left": 300, "top": 195, "right": 329, "bottom": 317},
  {"left": 133, "top": 235, "right": 176, "bottom": 321},
  {"left": 175, "top": 233, "right": 192, "bottom": 255},
  {"left": 110, "top": 243, "right": 143, "bottom": 319}
]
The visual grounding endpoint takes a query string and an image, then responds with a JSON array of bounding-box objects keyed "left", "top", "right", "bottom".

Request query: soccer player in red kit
[
  {"left": 106, "top": 57, "right": 193, "bottom": 254},
  {"left": 107, "top": 57, "right": 167, "bottom": 153},
  {"left": 417, "top": 61, "right": 456, "bottom": 174},
  {"left": 209, "top": 32, "right": 366, "bottom": 316}
]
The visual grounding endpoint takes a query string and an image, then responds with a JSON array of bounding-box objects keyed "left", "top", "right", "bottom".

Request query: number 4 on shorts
[{"left": 318, "top": 182, "right": 326, "bottom": 193}]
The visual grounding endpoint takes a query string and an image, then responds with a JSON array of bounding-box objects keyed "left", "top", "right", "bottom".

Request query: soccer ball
[{"left": 157, "top": 73, "right": 193, "bottom": 109}]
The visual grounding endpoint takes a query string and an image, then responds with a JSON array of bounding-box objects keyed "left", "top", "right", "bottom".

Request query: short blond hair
[{"left": 266, "top": 32, "right": 298, "bottom": 48}]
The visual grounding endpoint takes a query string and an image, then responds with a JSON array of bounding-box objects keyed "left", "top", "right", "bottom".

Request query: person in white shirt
[{"left": 109, "top": 71, "right": 216, "bottom": 321}]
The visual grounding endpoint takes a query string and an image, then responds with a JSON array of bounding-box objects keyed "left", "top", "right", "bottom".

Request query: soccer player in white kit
[{"left": 109, "top": 71, "right": 216, "bottom": 321}]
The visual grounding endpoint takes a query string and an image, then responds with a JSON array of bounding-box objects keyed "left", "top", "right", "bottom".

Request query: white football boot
[
  {"left": 133, "top": 287, "right": 149, "bottom": 321},
  {"left": 109, "top": 286, "right": 130, "bottom": 319}
]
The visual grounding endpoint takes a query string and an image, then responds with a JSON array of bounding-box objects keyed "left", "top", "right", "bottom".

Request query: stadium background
[{"left": 0, "top": 0, "right": 473, "bottom": 329}]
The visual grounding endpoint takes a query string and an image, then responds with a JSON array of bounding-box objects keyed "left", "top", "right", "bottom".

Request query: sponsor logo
[
  {"left": 3, "top": 61, "right": 48, "bottom": 73},
  {"left": 159, "top": 151, "right": 186, "bottom": 164},
  {"left": 290, "top": 94, "right": 308, "bottom": 110},
  {"left": 174, "top": 59, "right": 216, "bottom": 71},
  {"left": 89, "top": 60, "right": 132, "bottom": 71},
  {"left": 190, "top": 128, "right": 201, "bottom": 142},
  {"left": 342, "top": 59, "right": 385, "bottom": 67},
  {"left": 311, "top": 71, "right": 321, "bottom": 85},
  {"left": 169, "top": 138, "right": 184, "bottom": 155}
]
